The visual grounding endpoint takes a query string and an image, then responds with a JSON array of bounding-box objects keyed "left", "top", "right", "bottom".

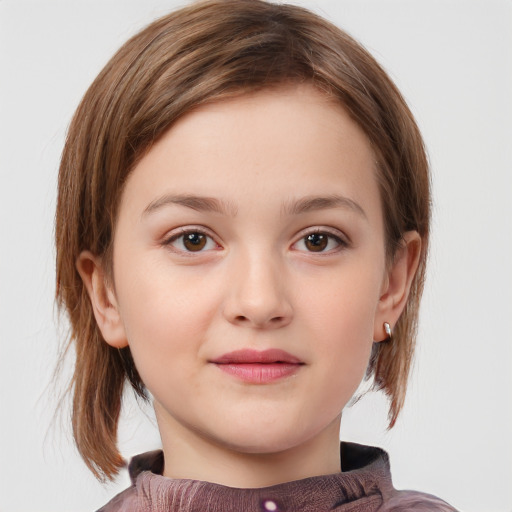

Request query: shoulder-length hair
[{"left": 56, "top": 0, "right": 430, "bottom": 480}]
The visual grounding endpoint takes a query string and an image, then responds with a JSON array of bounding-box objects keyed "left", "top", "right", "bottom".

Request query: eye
[
  {"left": 166, "top": 230, "right": 218, "bottom": 253},
  {"left": 293, "top": 231, "right": 345, "bottom": 253}
]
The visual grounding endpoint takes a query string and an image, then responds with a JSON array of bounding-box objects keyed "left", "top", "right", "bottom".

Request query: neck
[{"left": 155, "top": 409, "right": 342, "bottom": 488}]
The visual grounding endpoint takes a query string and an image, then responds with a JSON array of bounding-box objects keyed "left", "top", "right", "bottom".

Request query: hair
[{"left": 56, "top": 0, "right": 430, "bottom": 481}]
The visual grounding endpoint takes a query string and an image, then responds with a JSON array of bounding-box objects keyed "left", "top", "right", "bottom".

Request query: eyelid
[
  {"left": 162, "top": 226, "right": 222, "bottom": 253},
  {"left": 291, "top": 227, "right": 350, "bottom": 253}
]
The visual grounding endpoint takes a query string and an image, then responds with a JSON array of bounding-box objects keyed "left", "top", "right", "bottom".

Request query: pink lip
[{"left": 210, "top": 349, "right": 304, "bottom": 383}]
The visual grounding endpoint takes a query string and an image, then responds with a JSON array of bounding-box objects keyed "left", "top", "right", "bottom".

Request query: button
[{"left": 262, "top": 499, "right": 279, "bottom": 511}]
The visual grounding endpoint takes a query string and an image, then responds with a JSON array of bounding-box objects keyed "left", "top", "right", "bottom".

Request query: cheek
[
  {"left": 309, "top": 293, "right": 375, "bottom": 377},
  {"left": 299, "top": 260, "right": 383, "bottom": 338},
  {"left": 296, "top": 261, "right": 383, "bottom": 389},
  {"left": 305, "top": 301, "right": 375, "bottom": 416},
  {"left": 113, "top": 256, "right": 221, "bottom": 370}
]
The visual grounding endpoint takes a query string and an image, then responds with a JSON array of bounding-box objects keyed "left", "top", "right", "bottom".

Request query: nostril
[{"left": 233, "top": 314, "right": 284, "bottom": 326}]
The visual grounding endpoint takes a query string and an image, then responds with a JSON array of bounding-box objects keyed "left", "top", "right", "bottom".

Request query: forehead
[{"left": 119, "top": 84, "right": 380, "bottom": 221}]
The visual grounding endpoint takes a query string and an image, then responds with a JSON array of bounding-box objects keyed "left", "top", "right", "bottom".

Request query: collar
[{"left": 122, "top": 442, "right": 394, "bottom": 512}]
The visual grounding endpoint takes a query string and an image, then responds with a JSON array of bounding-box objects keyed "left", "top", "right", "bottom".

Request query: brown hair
[{"left": 56, "top": 0, "right": 430, "bottom": 481}]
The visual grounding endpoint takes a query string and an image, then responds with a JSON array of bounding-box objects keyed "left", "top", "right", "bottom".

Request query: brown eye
[
  {"left": 183, "top": 232, "right": 207, "bottom": 251},
  {"left": 293, "top": 231, "right": 345, "bottom": 253},
  {"left": 304, "top": 233, "right": 328, "bottom": 252},
  {"left": 167, "top": 230, "right": 217, "bottom": 253}
]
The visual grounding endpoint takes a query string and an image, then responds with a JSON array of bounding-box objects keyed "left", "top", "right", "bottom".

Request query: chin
[
  {"left": 207, "top": 418, "right": 325, "bottom": 457},
  {"left": 221, "top": 435, "right": 303, "bottom": 456}
]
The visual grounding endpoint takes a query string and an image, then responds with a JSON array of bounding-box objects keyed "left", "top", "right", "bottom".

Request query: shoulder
[
  {"left": 381, "top": 489, "right": 459, "bottom": 512},
  {"left": 95, "top": 451, "right": 163, "bottom": 512},
  {"left": 95, "top": 485, "right": 138, "bottom": 512},
  {"left": 340, "top": 442, "right": 459, "bottom": 511}
]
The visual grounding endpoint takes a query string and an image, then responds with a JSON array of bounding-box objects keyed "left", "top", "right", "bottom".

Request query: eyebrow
[
  {"left": 142, "top": 194, "right": 238, "bottom": 217},
  {"left": 283, "top": 195, "right": 367, "bottom": 219},
  {"left": 142, "top": 193, "right": 366, "bottom": 219}
]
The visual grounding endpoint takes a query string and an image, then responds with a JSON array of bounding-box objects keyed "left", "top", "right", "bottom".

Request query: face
[{"left": 103, "top": 85, "right": 394, "bottom": 456}]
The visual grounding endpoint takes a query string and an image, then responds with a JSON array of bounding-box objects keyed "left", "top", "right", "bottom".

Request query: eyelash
[
  {"left": 292, "top": 229, "right": 348, "bottom": 254},
  {"left": 163, "top": 227, "right": 348, "bottom": 255},
  {"left": 163, "top": 228, "right": 220, "bottom": 254}
]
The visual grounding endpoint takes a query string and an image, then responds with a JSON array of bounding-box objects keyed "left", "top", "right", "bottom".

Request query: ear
[
  {"left": 76, "top": 251, "right": 128, "bottom": 348},
  {"left": 373, "top": 231, "right": 421, "bottom": 342}
]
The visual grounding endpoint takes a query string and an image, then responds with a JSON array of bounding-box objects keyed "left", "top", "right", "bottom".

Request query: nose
[{"left": 222, "top": 250, "right": 293, "bottom": 329}]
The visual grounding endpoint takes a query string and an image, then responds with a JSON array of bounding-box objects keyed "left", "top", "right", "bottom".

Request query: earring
[{"left": 383, "top": 322, "right": 392, "bottom": 341}]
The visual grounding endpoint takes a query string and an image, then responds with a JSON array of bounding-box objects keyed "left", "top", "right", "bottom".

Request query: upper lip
[{"left": 210, "top": 349, "right": 303, "bottom": 365}]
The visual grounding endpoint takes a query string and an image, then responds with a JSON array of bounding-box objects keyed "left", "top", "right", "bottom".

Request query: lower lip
[{"left": 214, "top": 363, "right": 301, "bottom": 383}]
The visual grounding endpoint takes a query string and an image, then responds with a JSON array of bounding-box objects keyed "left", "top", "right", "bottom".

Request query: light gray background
[{"left": 1, "top": 1, "right": 511, "bottom": 511}]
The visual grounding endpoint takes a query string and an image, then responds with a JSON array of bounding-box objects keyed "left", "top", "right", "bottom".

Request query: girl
[{"left": 55, "top": 0, "right": 458, "bottom": 510}]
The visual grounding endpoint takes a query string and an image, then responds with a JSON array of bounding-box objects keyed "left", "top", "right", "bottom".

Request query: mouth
[{"left": 209, "top": 349, "right": 304, "bottom": 384}]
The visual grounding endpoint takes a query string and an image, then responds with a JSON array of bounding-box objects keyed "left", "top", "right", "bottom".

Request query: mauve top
[{"left": 97, "top": 442, "right": 458, "bottom": 511}]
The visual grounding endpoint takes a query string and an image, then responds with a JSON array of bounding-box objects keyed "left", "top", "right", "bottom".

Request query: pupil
[
  {"left": 306, "top": 233, "right": 327, "bottom": 252},
  {"left": 184, "top": 233, "right": 206, "bottom": 251}
]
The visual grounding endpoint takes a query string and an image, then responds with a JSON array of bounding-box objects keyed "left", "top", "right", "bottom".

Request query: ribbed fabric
[{"left": 97, "top": 442, "right": 458, "bottom": 512}]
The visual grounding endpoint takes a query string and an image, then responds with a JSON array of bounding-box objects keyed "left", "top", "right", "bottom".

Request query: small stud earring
[{"left": 383, "top": 322, "right": 392, "bottom": 341}]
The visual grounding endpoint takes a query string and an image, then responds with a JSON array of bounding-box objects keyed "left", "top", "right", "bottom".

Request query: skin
[{"left": 78, "top": 84, "right": 420, "bottom": 488}]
